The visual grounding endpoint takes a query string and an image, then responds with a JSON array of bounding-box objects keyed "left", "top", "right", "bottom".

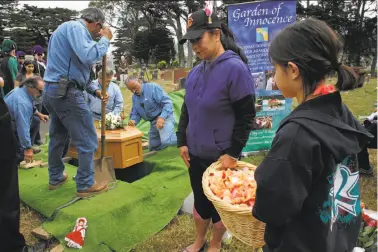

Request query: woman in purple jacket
[{"left": 177, "top": 10, "right": 256, "bottom": 252}]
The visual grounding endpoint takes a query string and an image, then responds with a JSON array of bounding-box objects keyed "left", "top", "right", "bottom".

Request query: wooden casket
[{"left": 67, "top": 126, "right": 144, "bottom": 169}]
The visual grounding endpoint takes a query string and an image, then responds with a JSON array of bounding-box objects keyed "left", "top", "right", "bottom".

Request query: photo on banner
[{"left": 227, "top": 0, "right": 296, "bottom": 154}]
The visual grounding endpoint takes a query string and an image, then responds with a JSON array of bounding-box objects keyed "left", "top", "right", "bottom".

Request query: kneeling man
[{"left": 126, "top": 77, "right": 177, "bottom": 151}]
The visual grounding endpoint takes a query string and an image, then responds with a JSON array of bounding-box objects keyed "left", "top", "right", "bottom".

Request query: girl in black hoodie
[{"left": 252, "top": 18, "right": 373, "bottom": 252}]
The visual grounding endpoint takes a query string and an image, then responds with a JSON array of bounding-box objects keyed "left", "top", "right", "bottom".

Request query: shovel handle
[{"left": 101, "top": 55, "right": 107, "bottom": 158}]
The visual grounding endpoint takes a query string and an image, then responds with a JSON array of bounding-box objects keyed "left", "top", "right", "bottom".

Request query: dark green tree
[
  {"left": 3, "top": 4, "right": 78, "bottom": 53},
  {"left": 0, "top": 0, "right": 18, "bottom": 46}
]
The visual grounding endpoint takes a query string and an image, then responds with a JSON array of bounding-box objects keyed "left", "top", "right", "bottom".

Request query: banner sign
[{"left": 227, "top": 0, "right": 296, "bottom": 154}]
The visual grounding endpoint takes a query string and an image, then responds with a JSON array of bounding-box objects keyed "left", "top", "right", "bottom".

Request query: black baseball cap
[{"left": 179, "top": 10, "right": 221, "bottom": 45}]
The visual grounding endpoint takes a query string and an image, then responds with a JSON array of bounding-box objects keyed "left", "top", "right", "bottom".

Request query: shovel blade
[{"left": 93, "top": 156, "right": 116, "bottom": 184}]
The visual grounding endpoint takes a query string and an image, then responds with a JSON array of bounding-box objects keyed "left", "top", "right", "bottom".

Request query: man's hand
[
  {"left": 179, "top": 146, "right": 190, "bottom": 168},
  {"left": 95, "top": 90, "right": 109, "bottom": 104},
  {"left": 37, "top": 113, "right": 49, "bottom": 123},
  {"left": 128, "top": 120, "right": 136, "bottom": 127},
  {"left": 0, "top": 77, "right": 4, "bottom": 88},
  {"left": 24, "top": 148, "right": 33, "bottom": 163},
  {"left": 100, "top": 26, "right": 113, "bottom": 40},
  {"left": 156, "top": 117, "right": 165, "bottom": 129},
  {"left": 218, "top": 154, "right": 237, "bottom": 169}
]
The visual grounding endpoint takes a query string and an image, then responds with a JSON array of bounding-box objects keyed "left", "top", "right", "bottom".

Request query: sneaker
[
  {"left": 76, "top": 181, "right": 108, "bottom": 198},
  {"left": 48, "top": 172, "right": 69, "bottom": 190},
  {"left": 359, "top": 167, "right": 374, "bottom": 175}
]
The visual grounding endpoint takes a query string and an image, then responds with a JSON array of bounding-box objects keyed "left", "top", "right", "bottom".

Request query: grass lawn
[{"left": 20, "top": 78, "right": 377, "bottom": 251}]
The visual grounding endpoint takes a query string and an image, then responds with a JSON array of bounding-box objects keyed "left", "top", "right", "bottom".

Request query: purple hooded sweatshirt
[{"left": 182, "top": 50, "right": 255, "bottom": 160}]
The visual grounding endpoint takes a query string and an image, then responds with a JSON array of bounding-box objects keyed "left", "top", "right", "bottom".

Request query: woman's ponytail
[
  {"left": 336, "top": 64, "right": 358, "bottom": 91},
  {"left": 218, "top": 23, "right": 248, "bottom": 65}
]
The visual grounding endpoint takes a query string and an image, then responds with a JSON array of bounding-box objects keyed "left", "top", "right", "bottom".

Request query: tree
[
  {"left": 185, "top": 0, "right": 205, "bottom": 68},
  {"left": 160, "top": 1, "right": 188, "bottom": 67},
  {"left": 297, "top": 0, "right": 376, "bottom": 72},
  {"left": 13, "top": 5, "right": 78, "bottom": 50},
  {"left": 3, "top": 4, "right": 78, "bottom": 53},
  {"left": 0, "top": 0, "right": 18, "bottom": 45},
  {"left": 132, "top": 26, "right": 175, "bottom": 64},
  {"left": 90, "top": 0, "right": 205, "bottom": 67}
]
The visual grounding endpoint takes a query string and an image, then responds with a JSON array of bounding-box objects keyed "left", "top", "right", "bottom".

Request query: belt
[{"left": 46, "top": 80, "right": 84, "bottom": 91}]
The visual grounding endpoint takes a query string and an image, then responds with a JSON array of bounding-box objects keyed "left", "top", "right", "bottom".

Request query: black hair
[
  {"left": 269, "top": 17, "right": 357, "bottom": 98},
  {"left": 209, "top": 23, "right": 248, "bottom": 64},
  {"left": 19, "top": 75, "right": 42, "bottom": 88},
  {"left": 20, "top": 60, "right": 36, "bottom": 75}
]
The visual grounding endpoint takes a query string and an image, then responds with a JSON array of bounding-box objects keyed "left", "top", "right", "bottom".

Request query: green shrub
[
  {"left": 157, "top": 60, "right": 167, "bottom": 70},
  {"left": 171, "top": 60, "right": 179, "bottom": 68}
]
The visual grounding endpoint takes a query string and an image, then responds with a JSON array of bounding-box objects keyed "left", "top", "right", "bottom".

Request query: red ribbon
[{"left": 313, "top": 84, "right": 336, "bottom": 96}]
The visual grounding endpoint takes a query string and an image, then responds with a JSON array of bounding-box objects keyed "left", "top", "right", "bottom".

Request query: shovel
[{"left": 93, "top": 54, "right": 116, "bottom": 184}]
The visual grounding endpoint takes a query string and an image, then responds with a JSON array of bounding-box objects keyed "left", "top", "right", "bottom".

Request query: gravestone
[
  {"left": 173, "top": 68, "right": 190, "bottom": 84},
  {"left": 160, "top": 70, "right": 173, "bottom": 81},
  {"left": 179, "top": 77, "right": 186, "bottom": 90},
  {"left": 152, "top": 69, "right": 158, "bottom": 80},
  {"left": 139, "top": 71, "right": 145, "bottom": 81}
]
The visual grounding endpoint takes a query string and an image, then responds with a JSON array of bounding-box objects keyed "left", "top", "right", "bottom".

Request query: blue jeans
[
  {"left": 30, "top": 115, "right": 40, "bottom": 145},
  {"left": 149, "top": 115, "right": 177, "bottom": 151},
  {"left": 43, "top": 84, "right": 98, "bottom": 191}
]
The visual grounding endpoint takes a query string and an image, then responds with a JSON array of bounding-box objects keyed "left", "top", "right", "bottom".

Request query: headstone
[
  {"left": 367, "top": 74, "right": 371, "bottom": 83},
  {"left": 139, "top": 71, "right": 145, "bottom": 82},
  {"left": 173, "top": 68, "right": 189, "bottom": 84},
  {"left": 160, "top": 70, "right": 173, "bottom": 81},
  {"left": 179, "top": 77, "right": 186, "bottom": 90},
  {"left": 152, "top": 69, "right": 158, "bottom": 80}
]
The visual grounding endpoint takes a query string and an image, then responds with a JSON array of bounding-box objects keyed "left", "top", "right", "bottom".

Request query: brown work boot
[
  {"left": 48, "top": 172, "right": 68, "bottom": 190},
  {"left": 76, "top": 181, "right": 108, "bottom": 198}
]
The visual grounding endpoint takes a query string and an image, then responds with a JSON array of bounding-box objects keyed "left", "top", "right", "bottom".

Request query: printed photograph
[
  {"left": 252, "top": 116, "right": 273, "bottom": 130},
  {"left": 255, "top": 96, "right": 263, "bottom": 112},
  {"left": 263, "top": 96, "right": 286, "bottom": 111},
  {"left": 252, "top": 72, "right": 266, "bottom": 90}
]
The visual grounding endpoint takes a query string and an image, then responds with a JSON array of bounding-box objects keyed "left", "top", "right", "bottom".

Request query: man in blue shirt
[
  {"left": 85, "top": 69, "right": 123, "bottom": 120},
  {"left": 43, "top": 8, "right": 113, "bottom": 198},
  {"left": 126, "top": 77, "right": 177, "bottom": 151},
  {"left": 5, "top": 76, "right": 45, "bottom": 164}
]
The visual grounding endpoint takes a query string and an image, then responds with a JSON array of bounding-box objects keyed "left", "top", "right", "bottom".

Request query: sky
[
  {"left": 19, "top": 1, "right": 90, "bottom": 11},
  {"left": 18, "top": 1, "right": 117, "bottom": 52}
]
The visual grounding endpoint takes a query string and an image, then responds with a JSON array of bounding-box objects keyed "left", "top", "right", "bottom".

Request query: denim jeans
[
  {"left": 43, "top": 84, "right": 98, "bottom": 191},
  {"left": 148, "top": 114, "right": 177, "bottom": 151},
  {"left": 30, "top": 115, "right": 40, "bottom": 145}
]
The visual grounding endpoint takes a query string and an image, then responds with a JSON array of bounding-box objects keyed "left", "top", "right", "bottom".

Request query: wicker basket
[{"left": 202, "top": 160, "right": 265, "bottom": 249}]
